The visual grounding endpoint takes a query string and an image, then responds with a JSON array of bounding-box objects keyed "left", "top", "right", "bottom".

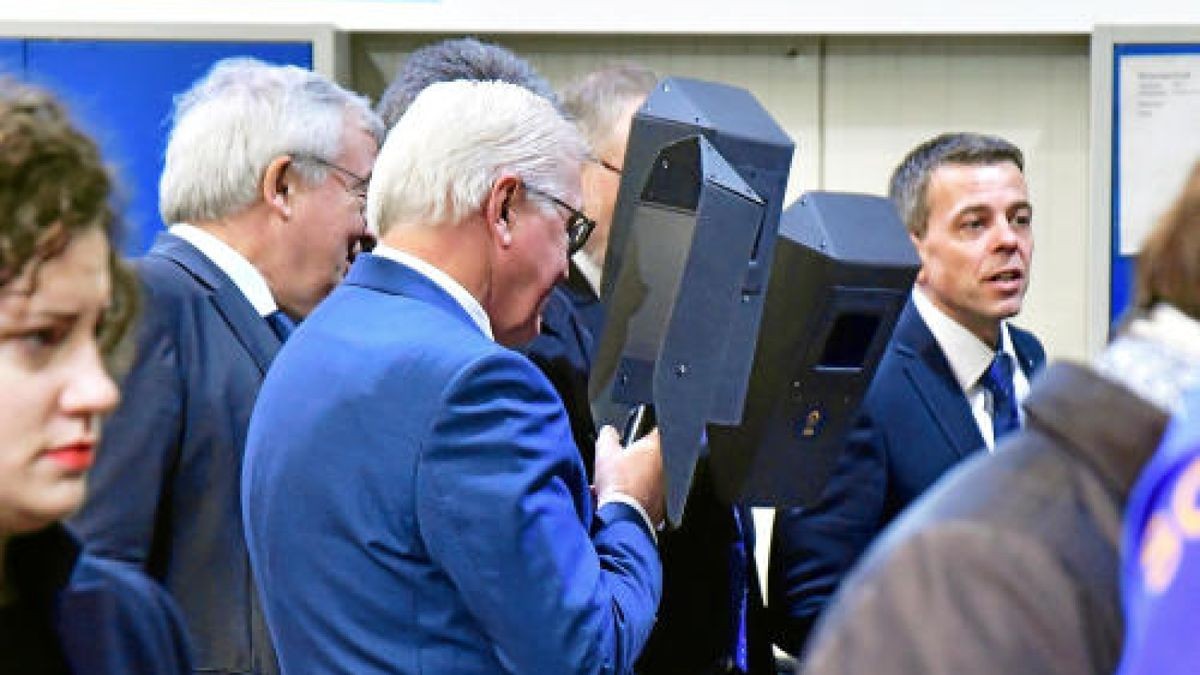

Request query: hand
[{"left": 593, "top": 425, "right": 665, "bottom": 527}]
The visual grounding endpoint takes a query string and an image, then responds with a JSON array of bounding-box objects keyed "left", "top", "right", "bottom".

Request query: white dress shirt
[
  {"left": 571, "top": 250, "right": 603, "bottom": 297},
  {"left": 911, "top": 287, "right": 1031, "bottom": 451},
  {"left": 169, "top": 224, "right": 278, "bottom": 318},
  {"left": 370, "top": 243, "right": 493, "bottom": 340}
]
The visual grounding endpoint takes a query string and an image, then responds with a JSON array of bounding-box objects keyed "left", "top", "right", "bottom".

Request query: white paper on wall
[{"left": 1118, "top": 52, "right": 1200, "bottom": 255}]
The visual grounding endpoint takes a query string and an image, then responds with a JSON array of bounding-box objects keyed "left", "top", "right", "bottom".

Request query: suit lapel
[
  {"left": 342, "top": 253, "right": 482, "bottom": 334},
  {"left": 1010, "top": 325, "right": 1047, "bottom": 379},
  {"left": 893, "top": 302, "right": 986, "bottom": 460},
  {"left": 149, "top": 232, "right": 281, "bottom": 375}
]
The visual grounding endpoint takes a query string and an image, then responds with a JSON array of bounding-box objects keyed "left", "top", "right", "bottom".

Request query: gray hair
[
  {"left": 888, "top": 132, "right": 1025, "bottom": 237},
  {"left": 369, "top": 79, "right": 587, "bottom": 234},
  {"left": 560, "top": 63, "right": 656, "bottom": 156},
  {"left": 376, "top": 38, "right": 556, "bottom": 129},
  {"left": 159, "top": 57, "right": 384, "bottom": 224}
]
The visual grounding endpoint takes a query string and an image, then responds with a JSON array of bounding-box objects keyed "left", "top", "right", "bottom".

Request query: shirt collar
[
  {"left": 912, "top": 286, "right": 1016, "bottom": 393},
  {"left": 169, "top": 223, "right": 277, "bottom": 318},
  {"left": 571, "top": 251, "right": 603, "bottom": 297},
  {"left": 370, "top": 242, "right": 493, "bottom": 340}
]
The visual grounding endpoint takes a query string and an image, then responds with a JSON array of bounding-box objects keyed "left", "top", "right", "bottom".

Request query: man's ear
[
  {"left": 909, "top": 231, "right": 928, "bottom": 284},
  {"left": 262, "top": 155, "right": 294, "bottom": 218},
  {"left": 484, "top": 173, "right": 521, "bottom": 248}
]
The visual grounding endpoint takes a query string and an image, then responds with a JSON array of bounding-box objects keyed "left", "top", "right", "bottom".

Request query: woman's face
[{"left": 0, "top": 227, "right": 119, "bottom": 536}]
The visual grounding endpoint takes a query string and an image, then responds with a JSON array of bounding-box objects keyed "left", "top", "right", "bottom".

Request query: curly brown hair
[{"left": 0, "top": 79, "right": 136, "bottom": 357}]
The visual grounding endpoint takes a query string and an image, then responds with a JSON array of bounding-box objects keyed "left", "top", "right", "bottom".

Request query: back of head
[
  {"left": 889, "top": 132, "right": 1025, "bottom": 237},
  {"left": 560, "top": 63, "right": 657, "bottom": 154},
  {"left": 159, "top": 57, "right": 383, "bottom": 226},
  {"left": 1135, "top": 161, "right": 1200, "bottom": 320},
  {"left": 0, "top": 79, "right": 135, "bottom": 352},
  {"left": 369, "top": 79, "right": 587, "bottom": 234},
  {"left": 376, "top": 38, "right": 556, "bottom": 129},
  {"left": 0, "top": 80, "right": 114, "bottom": 287}
]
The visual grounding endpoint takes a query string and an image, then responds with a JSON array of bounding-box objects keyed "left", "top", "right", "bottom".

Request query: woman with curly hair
[{"left": 0, "top": 80, "right": 190, "bottom": 673}]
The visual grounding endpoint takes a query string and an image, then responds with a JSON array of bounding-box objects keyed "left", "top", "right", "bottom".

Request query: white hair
[
  {"left": 368, "top": 79, "right": 588, "bottom": 235},
  {"left": 159, "top": 57, "right": 384, "bottom": 224}
]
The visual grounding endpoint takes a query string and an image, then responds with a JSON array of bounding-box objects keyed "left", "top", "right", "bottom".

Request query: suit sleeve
[
  {"left": 803, "top": 525, "right": 1101, "bottom": 675},
  {"left": 70, "top": 270, "right": 183, "bottom": 569},
  {"left": 415, "top": 350, "right": 661, "bottom": 675},
  {"left": 768, "top": 412, "right": 888, "bottom": 656}
]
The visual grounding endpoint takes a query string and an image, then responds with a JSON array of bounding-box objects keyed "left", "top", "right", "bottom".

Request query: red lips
[{"left": 44, "top": 441, "right": 95, "bottom": 472}]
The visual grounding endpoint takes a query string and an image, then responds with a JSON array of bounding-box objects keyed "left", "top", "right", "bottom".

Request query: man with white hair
[
  {"left": 242, "top": 79, "right": 665, "bottom": 674},
  {"left": 72, "top": 57, "right": 383, "bottom": 675}
]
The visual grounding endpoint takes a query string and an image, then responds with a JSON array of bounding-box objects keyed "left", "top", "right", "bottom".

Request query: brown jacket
[{"left": 802, "top": 362, "right": 1168, "bottom": 675}]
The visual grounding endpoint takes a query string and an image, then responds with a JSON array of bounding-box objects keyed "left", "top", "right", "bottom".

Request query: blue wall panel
[
  {"left": 0, "top": 39, "right": 23, "bottom": 75},
  {"left": 27, "top": 40, "right": 312, "bottom": 254}
]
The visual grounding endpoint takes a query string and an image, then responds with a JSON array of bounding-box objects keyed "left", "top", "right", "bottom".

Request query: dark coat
[
  {"left": 70, "top": 232, "right": 280, "bottom": 674},
  {"left": 802, "top": 362, "right": 1166, "bottom": 675},
  {"left": 769, "top": 301, "right": 1045, "bottom": 654},
  {"left": 519, "top": 264, "right": 601, "bottom": 478},
  {"left": 1, "top": 525, "right": 191, "bottom": 674}
]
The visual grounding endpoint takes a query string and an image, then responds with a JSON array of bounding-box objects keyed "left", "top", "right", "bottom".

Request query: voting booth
[{"left": 593, "top": 77, "right": 920, "bottom": 523}]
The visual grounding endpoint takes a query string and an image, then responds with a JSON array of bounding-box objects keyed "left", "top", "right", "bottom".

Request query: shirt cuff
[{"left": 597, "top": 492, "right": 658, "bottom": 545}]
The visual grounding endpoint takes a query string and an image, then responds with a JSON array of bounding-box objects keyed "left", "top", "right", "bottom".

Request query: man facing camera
[
  {"left": 71, "top": 58, "right": 382, "bottom": 675},
  {"left": 770, "top": 132, "right": 1046, "bottom": 655},
  {"left": 800, "top": 154, "right": 1200, "bottom": 675},
  {"left": 242, "top": 80, "right": 665, "bottom": 674}
]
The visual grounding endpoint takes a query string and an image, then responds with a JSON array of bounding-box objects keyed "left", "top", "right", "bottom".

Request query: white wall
[
  {"left": 4, "top": 0, "right": 1200, "bottom": 34},
  {"left": 354, "top": 33, "right": 1091, "bottom": 361}
]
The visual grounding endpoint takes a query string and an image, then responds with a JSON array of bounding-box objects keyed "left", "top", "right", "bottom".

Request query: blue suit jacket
[
  {"left": 71, "top": 231, "right": 280, "bottom": 674},
  {"left": 768, "top": 300, "right": 1045, "bottom": 655},
  {"left": 242, "top": 254, "right": 662, "bottom": 675}
]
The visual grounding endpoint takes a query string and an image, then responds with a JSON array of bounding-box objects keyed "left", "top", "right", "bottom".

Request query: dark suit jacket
[
  {"left": 563, "top": 257, "right": 605, "bottom": 342},
  {"left": 637, "top": 460, "right": 775, "bottom": 675},
  {"left": 3, "top": 525, "right": 192, "bottom": 674},
  {"left": 242, "top": 254, "right": 661, "bottom": 674},
  {"left": 519, "top": 262, "right": 600, "bottom": 477},
  {"left": 70, "top": 232, "right": 280, "bottom": 674},
  {"left": 769, "top": 300, "right": 1045, "bottom": 656}
]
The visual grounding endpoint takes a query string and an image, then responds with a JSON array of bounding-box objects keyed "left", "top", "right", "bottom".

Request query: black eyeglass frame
[
  {"left": 522, "top": 183, "right": 597, "bottom": 256},
  {"left": 596, "top": 158, "right": 623, "bottom": 175}
]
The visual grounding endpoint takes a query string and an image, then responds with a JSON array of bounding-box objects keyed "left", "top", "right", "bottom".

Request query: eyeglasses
[
  {"left": 522, "top": 184, "right": 597, "bottom": 255},
  {"left": 289, "top": 153, "right": 376, "bottom": 255},
  {"left": 597, "top": 159, "right": 623, "bottom": 175},
  {"left": 291, "top": 153, "right": 370, "bottom": 202}
]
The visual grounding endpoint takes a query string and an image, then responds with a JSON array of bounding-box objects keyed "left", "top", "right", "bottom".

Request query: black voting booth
[{"left": 592, "top": 77, "right": 920, "bottom": 524}]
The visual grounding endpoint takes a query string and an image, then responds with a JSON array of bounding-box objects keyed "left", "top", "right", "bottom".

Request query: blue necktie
[
  {"left": 981, "top": 352, "right": 1020, "bottom": 442},
  {"left": 266, "top": 310, "right": 295, "bottom": 343}
]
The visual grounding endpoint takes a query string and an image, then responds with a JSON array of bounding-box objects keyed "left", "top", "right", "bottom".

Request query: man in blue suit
[
  {"left": 375, "top": 37, "right": 608, "bottom": 476},
  {"left": 770, "top": 132, "right": 1046, "bottom": 656},
  {"left": 71, "top": 58, "right": 384, "bottom": 675},
  {"left": 242, "top": 79, "right": 665, "bottom": 674}
]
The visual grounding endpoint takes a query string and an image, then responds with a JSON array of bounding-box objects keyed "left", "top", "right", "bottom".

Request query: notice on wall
[{"left": 1118, "top": 53, "right": 1200, "bottom": 254}]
